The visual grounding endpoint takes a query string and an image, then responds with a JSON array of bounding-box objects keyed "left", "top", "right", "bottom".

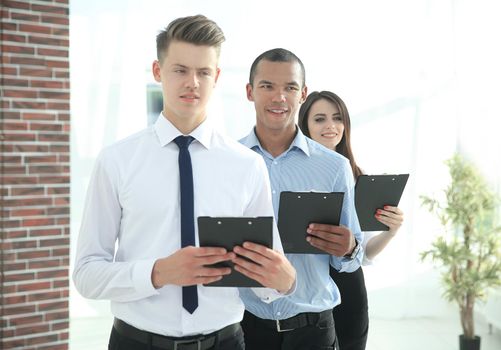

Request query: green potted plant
[{"left": 420, "top": 153, "right": 501, "bottom": 350}]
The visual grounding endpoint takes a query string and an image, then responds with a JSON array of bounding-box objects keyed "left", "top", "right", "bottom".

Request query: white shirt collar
[{"left": 153, "top": 113, "right": 213, "bottom": 149}]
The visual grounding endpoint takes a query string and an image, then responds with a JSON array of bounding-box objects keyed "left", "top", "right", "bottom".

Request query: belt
[
  {"left": 247, "top": 309, "right": 332, "bottom": 332},
  {"left": 113, "top": 318, "right": 240, "bottom": 350}
]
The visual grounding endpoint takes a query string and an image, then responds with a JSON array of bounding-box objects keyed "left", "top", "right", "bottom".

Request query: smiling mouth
[
  {"left": 266, "top": 108, "right": 288, "bottom": 115},
  {"left": 321, "top": 133, "right": 338, "bottom": 138}
]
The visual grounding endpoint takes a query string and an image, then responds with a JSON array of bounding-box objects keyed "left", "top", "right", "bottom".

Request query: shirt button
[
  {"left": 273, "top": 161, "right": 278, "bottom": 165},
  {"left": 276, "top": 312, "right": 281, "bottom": 316},
  {"left": 272, "top": 190, "right": 276, "bottom": 194}
]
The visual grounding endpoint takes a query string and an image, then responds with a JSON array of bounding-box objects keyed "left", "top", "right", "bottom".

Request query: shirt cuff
[
  {"left": 251, "top": 277, "right": 297, "bottom": 304},
  {"left": 132, "top": 259, "right": 161, "bottom": 296}
]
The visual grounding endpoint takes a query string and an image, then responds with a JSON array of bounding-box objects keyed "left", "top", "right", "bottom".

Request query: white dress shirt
[{"left": 73, "top": 114, "right": 284, "bottom": 337}]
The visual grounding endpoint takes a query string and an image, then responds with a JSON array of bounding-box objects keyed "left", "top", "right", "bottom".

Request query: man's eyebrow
[
  {"left": 257, "top": 80, "right": 273, "bottom": 85},
  {"left": 286, "top": 81, "right": 300, "bottom": 87},
  {"left": 171, "top": 64, "right": 213, "bottom": 71}
]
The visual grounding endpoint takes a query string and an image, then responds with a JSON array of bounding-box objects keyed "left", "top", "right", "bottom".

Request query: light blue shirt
[{"left": 239, "top": 128, "right": 364, "bottom": 320}]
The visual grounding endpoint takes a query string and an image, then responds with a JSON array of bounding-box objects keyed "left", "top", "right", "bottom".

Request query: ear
[
  {"left": 300, "top": 85, "right": 308, "bottom": 104},
  {"left": 152, "top": 60, "right": 161, "bottom": 82},
  {"left": 246, "top": 83, "right": 254, "bottom": 102},
  {"left": 214, "top": 67, "right": 221, "bottom": 85}
]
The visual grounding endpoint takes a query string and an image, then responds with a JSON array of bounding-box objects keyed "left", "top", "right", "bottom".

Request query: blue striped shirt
[{"left": 239, "top": 128, "right": 363, "bottom": 320}]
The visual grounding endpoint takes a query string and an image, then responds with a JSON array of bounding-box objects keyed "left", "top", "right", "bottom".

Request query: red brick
[
  {"left": 54, "top": 197, "right": 69, "bottom": 205},
  {"left": 1, "top": 32, "right": 27, "bottom": 43},
  {"left": 41, "top": 15, "right": 69, "bottom": 26},
  {"left": 1, "top": 22, "right": 17, "bottom": 31},
  {"left": 47, "top": 187, "right": 69, "bottom": 195},
  {"left": 8, "top": 315, "right": 44, "bottom": 327},
  {"left": 27, "top": 290, "right": 62, "bottom": 302},
  {"left": 1, "top": 219, "right": 22, "bottom": 228},
  {"left": 49, "top": 145, "right": 69, "bottom": 152},
  {"left": 3, "top": 304, "right": 37, "bottom": 316},
  {"left": 30, "top": 228, "right": 62, "bottom": 237},
  {"left": 2, "top": 77, "right": 30, "bottom": 87},
  {"left": 11, "top": 209, "right": 46, "bottom": 217},
  {"left": 38, "top": 91, "right": 70, "bottom": 100},
  {"left": 25, "top": 333, "right": 59, "bottom": 346},
  {"left": 29, "top": 165, "right": 67, "bottom": 174},
  {"left": 22, "top": 217, "right": 56, "bottom": 227},
  {"left": 3, "top": 44, "right": 35, "bottom": 54},
  {"left": 44, "top": 311, "right": 68, "bottom": 322},
  {"left": 12, "top": 240, "right": 38, "bottom": 250},
  {"left": 39, "top": 301, "right": 69, "bottom": 313},
  {"left": 12, "top": 100, "right": 47, "bottom": 109},
  {"left": 16, "top": 281, "right": 51, "bottom": 292},
  {"left": 51, "top": 248, "right": 69, "bottom": 257},
  {"left": 38, "top": 133, "right": 69, "bottom": 142},
  {"left": 11, "top": 187, "right": 45, "bottom": 196},
  {"left": 30, "top": 80, "right": 65, "bottom": 89},
  {"left": 3, "top": 263, "right": 27, "bottom": 272},
  {"left": 1, "top": 65, "right": 18, "bottom": 75},
  {"left": 2, "top": 110, "right": 21, "bottom": 119},
  {"left": 51, "top": 321, "right": 69, "bottom": 331},
  {"left": 3, "top": 294, "right": 27, "bottom": 305},
  {"left": 20, "top": 67, "right": 53, "bottom": 78},
  {"left": 4, "top": 230, "right": 28, "bottom": 239},
  {"left": 4, "top": 89, "right": 38, "bottom": 98},
  {"left": 37, "top": 47, "right": 68, "bottom": 58},
  {"left": 10, "top": 11, "right": 40, "bottom": 22},
  {"left": 1, "top": 338, "right": 26, "bottom": 348},
  {"left": 0, "top": 154, "right": 22, "bottom": 162},
  {"left": 1, "top": 176, "right": 39, "bottom": 185},
  {"left": 2, "top": 0, "right": 30, "bottom": 10},
  {"left": 52, "top": 27, "right": 69, "bottom": 37},
  {"left": 31, "top": 4, "right": 69, "bottom": 15},
  {"left": 39, "top": 238, "right": 69, "bottom": 247},
  {"left": 46, "top": 60, "right": 69, "bottom": 69},
  {"left": 2, "top": 122, "right": 28, "bottom": 130},
  {"left": 15, "top": 324, "right": 51, "bottom": 337},
  {"left": 3, "top": 132, "right": 37, "bottom": 142},
  {"left": 39, "top": 176, "right": 69, "bottom": 184},
  {"left": 3, "top": 197, "right": 52, "bottom": 207},
  {"left": 25, "top": 155, "right": 58, "bottom": 163},
  {"left": 29, "top": 259, "right": 62, "bottom": 270},
  {"left": 23, "top": 112, "right": 57, "bottom": 120},
  {"left": 47, "top": 207, "right": 69, "bottom": 215},
  {"left": 52, "top": 280, "right": 68, "bottom": 289},
  {"left": 9, "top": 56, "right": 46, "bottom": 66},
  {"left": 54, "top": 70, "right": 69, "bottom": 78},
  {"left": 45, "top": 102, "right": 70, "bottom": 111},
  {"left": 29, "top": 35, "right": 68, "bottom": 46},
  {"left": 19, "top": 23, "right": 52, "bottom": 35}
]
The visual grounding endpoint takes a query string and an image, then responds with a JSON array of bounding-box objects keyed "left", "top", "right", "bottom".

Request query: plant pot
[{"left": 459, "top": 335, "right": 481, "bottom": 350}]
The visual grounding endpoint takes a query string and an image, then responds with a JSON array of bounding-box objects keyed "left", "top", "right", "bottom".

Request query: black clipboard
[
  {"left": 355, "top": 174, "right": 409, "bottom": 231},
  {"left": 277, "top": 191, "right": 344, "bottom": 254},
  {"left": 197, "top": 216, "right": 273, "bottom": 287}
]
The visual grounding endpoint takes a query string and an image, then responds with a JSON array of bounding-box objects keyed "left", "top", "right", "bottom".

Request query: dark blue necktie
[{"left": 174, "top": 135, "right": 198, "bottom": 314}]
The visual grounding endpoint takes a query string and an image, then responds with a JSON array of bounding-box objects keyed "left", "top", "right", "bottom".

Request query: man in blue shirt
[{"left": 237, "top": 48, "right": 364, "bottom": 349}]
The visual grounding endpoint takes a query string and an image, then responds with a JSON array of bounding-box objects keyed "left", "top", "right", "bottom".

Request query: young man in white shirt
[{"left": 73, "top": 15, "right": 295, "bottom": 350}]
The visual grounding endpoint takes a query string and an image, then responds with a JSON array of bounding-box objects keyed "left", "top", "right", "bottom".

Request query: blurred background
[{"left": 69, "top": 0, "right": 501, "bottom": 349}]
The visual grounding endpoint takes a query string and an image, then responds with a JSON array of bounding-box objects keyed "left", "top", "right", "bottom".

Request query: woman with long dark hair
[{"left": 298, "top": 91, "right": 404, "bottom": 350}]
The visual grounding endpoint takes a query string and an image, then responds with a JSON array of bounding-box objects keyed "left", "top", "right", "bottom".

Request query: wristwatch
[{"left": 344, "top": 240, "right": 360, "bottom": 260}]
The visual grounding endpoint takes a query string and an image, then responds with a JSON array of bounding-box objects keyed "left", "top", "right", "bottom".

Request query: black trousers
[
  {"left": 241, "top": 310, "right": 336, "bottom": 350},
  {"left": 331, "top": 266, "right": 369, "bottom": 350},
  {"left": 108, "top": 323, "right": 245, "bottom": 350}
]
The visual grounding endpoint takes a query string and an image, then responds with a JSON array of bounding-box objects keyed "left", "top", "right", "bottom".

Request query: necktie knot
[{"left": 174, "top": 135, "right": 194, "bottom": 150}]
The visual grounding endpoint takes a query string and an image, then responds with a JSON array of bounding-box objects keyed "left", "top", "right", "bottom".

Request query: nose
[
  {"left": 271, "top": 90, "right": 286, "bottom": 103},
  {"left": 185, "top": 72, "right": 199, "bottom": 89}
]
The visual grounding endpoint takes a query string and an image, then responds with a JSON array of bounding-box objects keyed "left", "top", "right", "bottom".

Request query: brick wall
[{"left": 1, "top": 0, "right": 70, "bottom": 349}]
